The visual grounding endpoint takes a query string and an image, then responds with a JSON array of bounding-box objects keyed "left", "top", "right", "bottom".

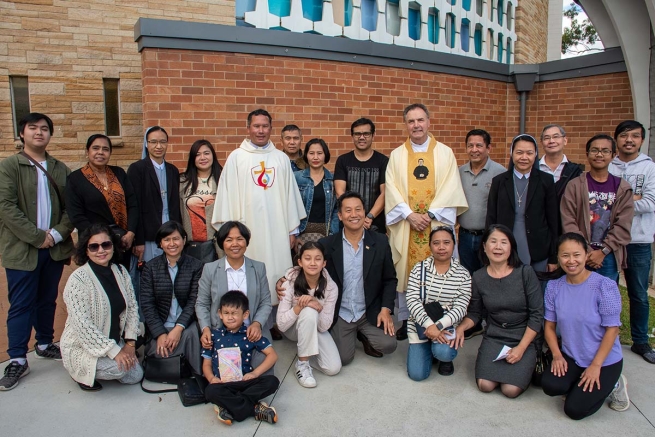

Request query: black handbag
[
  {"left": 141, "top": 354, "right": 191, "bottom": 394},
  {"left": 184, "top": 240, "right": 218, "bottom": 263},
  {"left": 414, "top": 259, "right": 448, "bottom": 340},
  {"left": 177, "top": 375, "right": 209, "bottom": 407},
  {"left": 108, "top": 223, "right": 127, "bottom": 241}
]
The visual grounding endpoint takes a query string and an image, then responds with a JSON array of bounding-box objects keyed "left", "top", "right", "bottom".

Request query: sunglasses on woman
[{"left": 88, "top": 241, "right": 113, "bottom": 252}]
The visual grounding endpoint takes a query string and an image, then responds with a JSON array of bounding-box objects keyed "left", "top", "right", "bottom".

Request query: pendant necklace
[{"left": 516, "top": 181, "right": 529, "bottom": 208}]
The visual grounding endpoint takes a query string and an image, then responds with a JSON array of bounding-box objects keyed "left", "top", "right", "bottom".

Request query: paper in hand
[
  {"left": 217, "top": 347, "right": 243, "bottom": 382},
  {"left": 493, "top": 345, "right": 512, "bottom": 362}
]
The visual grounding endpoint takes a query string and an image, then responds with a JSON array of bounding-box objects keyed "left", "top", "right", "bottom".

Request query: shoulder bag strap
[{"left": 20, "top": 151, "right": 63, "bottom": 209}]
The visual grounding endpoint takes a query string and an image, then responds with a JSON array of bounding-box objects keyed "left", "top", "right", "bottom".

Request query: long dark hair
[
  {"left": 294, "top": 241, "right": 327, "bottom": 300},
  {"left": 182, "top": 139, "right": 222, "bottom": 195},
  {"left": 479, "top": 224, "right": 522, "bottom": 268}
]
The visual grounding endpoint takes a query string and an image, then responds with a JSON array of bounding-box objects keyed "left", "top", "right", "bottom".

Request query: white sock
[
  {"left": 10, "top": 358, "right": 27, "bottom": 365},
  {"left": 297, "top": 359, "right": 307, "bottom": 367},
  {"left": 37, "top": 344, "right": 48, "bottom": 351}
]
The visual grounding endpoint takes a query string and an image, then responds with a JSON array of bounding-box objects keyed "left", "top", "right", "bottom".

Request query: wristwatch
[
  {"left": 427, "top": 211, "right": 436, "bottom": 220},
  {"left": 601, "top": 246, "right": 611, "bottom": 256},
  {"left": 366, "top": 213, "right": 374, "bottom": 220},
  {"left": 436, "top": 322, "right": 444, "bottom": 331}
]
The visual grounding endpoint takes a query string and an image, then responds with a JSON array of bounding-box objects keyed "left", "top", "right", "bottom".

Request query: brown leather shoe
[
  {"left": 270, "top": 325, "right": 283, "bottom": 341},
  {"left": 356, "top": 331, "right": 383, "bottom": 358}
]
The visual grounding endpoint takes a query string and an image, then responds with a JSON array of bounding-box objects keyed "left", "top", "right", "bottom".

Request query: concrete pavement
[{"left": 0, "top": 336, "right": 653, "bottom": 437}]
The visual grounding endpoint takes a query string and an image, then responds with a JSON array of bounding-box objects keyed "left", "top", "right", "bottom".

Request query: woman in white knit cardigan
[{"left": 61, "top": 224, "right": 142, "bottom": 391}]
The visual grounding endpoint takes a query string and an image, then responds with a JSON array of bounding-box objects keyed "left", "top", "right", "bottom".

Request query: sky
[{"left": 561, "top": 0, "right": 605, "bottom": 58}]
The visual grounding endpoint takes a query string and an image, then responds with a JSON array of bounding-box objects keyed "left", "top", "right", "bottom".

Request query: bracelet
[{"left": 124, "top": 341, "right": 136, "bottom": 347}]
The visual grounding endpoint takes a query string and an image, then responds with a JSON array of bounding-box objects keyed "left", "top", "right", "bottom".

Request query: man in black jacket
[{"left": 539, "top": 124, "right": 584, "bottom": 203}]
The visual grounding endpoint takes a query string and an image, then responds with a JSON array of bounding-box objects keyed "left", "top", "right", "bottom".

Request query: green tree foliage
[{"left": 562, "top": 2, "right": 599, "bottom": 54}]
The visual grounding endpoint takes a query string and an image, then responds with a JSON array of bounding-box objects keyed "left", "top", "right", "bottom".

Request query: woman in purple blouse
[{"left": 542, "top": 233, "right": 628, "bottom": 419}]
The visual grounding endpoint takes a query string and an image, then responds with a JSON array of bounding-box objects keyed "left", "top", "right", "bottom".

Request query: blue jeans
[
  {"left": 624, "top": 243, "right": 652, "bottom": 345},
  {"left": 407, "top": 341, "right": 458, "bottom": 381},
  {"left": 588, "top": 251, "right": 619, "bottom": 283},
  {"left": 5, "top": 249, "right": 64, "bottom": 358},
  {"left": 458, "top": 230, "right": 482, "bottom": 275}
]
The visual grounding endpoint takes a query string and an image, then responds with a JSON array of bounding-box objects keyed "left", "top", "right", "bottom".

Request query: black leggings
[{"left": 542, "top": 353, "right": 622, "bottom": 420}]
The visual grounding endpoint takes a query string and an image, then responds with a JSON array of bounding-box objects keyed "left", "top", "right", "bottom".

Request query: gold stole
[{"left": 405, "top": 142, "right": 436, "bottom": 275}]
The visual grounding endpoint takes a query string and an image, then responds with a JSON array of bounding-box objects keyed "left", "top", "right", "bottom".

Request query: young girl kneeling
[{"left": 277, "top": 242, "right": 341, "bottom": 388}]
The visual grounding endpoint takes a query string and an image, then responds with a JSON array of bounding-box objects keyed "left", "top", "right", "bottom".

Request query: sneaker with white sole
[
  {"left": 213, "top": 405, "right": 233, "bottom": 426},
  {"left": 608, "top": 374, "right": 630, "bottom": 412},
  {"left": 34, "top": 342, "right": 62, "bottom": 360},
  {"left": 0, "top": 361, "right": 30, "bottom": 391},
  {"left": 295, "top": 360, "right": 317, "bottom": 388}
]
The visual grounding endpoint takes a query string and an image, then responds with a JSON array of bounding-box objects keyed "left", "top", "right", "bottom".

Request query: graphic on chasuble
[
  {"left": 251, "top": 161, "right": 276, "bottom": 190},
  {"left": 413, "top": 158, "right": 429, "bottom": 180}
]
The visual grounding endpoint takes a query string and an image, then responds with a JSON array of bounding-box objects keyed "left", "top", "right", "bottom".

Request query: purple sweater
[{"left": 544, "top": 272, "right": 623, "bottom": 368}]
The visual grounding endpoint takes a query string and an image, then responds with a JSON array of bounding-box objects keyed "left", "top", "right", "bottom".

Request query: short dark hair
[
  {"left": 19, "top": 113, "right": 54, "bottom": 144},
  {"left": 146, "top": 125, "right": 168, "bottom": 141},
  {"left": 302, "top": 138, "right": 330, "bottom": 164},
  {"left": 540, "top": 124, "right": 566, "bottom": 140},
  {"left": 429, "top": 226, "right": 456, "bottom": 244},
  {"left": 281, "top": 124, "right": 301, "bottom": 136},
  {"left": 585, "top": 134, "right": 616, "bottom": 155},
  {"left": 215, "top": 221, "right": 251, "bottom": 251},
  {"left": 219, "top": 290, "right": 249, "bottom": 311},
  {"left": 478, "top": 224, "right": 522, "bottom": 268},
  {"left": 558, "top": 232, "right": 588, "bottom": 253},
  {"left": 465, "top": 129, "right": 491, "bottom": 147},
  {"left": 85, "top": 134, "right": 113, "bottom": 152},
  {"left": 337, "top": 191, "right": 365, "bottom": 212},
  {"left": 247, "top": 109, "right": 272, "bottom": 127},
  {"left": 403, "top": 103, "right": 430, "bottom": 121},
  {"left": 155, "top": 221, "right": 187, "bottom": 248},
  {"left": 350, "top": 118, "right": 376, "bottom": 136},
  {"left": 614, "top": 120, "right": 646, "bottom": 140},
  {"left": 74, "top": 223, "right": 122, "bottom": 266}
]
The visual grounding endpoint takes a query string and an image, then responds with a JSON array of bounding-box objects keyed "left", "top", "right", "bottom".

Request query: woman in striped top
[{"left": 406, "top": 226, "right": 472, "bottom": 381}]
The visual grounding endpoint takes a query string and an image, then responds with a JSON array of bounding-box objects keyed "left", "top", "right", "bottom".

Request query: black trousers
[
  {"left": 542, "top": 353, "right": 622, "bottom": 420},
  {"left": 204, "top": 375, "right": 280, "bottom": 422}
]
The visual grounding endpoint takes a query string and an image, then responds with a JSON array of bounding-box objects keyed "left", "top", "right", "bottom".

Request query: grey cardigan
[{"left": 195, "top": 256, "right": 271, "bottom": 335}]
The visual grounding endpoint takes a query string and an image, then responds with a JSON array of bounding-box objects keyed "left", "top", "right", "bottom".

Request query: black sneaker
[
  {"left": 254, "top": 401, "right": 278, "bottom": 424},
  {"left": 464, "top": 323, "right": 484, "bottom": 340},
  {"left": 34, "top": 342, "right": 62, "bottom": 360},
  {"left": 631, "top": 343, "right": 655, "bottom": 364},
  {"left": 438, "top": 361, "right": 454, "bottom": 376},
  {"left": 0, "top": 361, "right": 30, "bottom": 391},
  {"left": 213, "top": 405, "right": 233, "bottom": 426}
]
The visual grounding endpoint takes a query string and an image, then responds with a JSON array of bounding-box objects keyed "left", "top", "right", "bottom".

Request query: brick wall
[
  {"left": 514, "top": 0, "right": 549, "bottom": 64},
  {"left": 141, "top": 48, "right": 634, "bottom": 172},
  {"left": 0, "top": 0, "right": 235, "bottom": 168}
]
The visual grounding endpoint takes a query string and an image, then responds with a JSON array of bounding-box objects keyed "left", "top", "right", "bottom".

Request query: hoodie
[{"left": 609, "top": 153, "right": 655, "bottom": 243}]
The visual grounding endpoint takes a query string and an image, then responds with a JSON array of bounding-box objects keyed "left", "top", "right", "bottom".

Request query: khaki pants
[{"left": 283, "top": 307, "right": 341, "bottom": 376}]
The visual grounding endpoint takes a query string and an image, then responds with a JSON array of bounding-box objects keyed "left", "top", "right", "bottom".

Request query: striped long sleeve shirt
[{"left": 406, "top": 256, "right": 472, "bottom": 344}]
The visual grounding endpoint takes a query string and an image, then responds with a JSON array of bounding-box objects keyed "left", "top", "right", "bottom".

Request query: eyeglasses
[
  {"left": 352, "top": 132, "right": 372, "bottom": 138},
  {"left": 588, "top": 148, "right": 613, "bottom": 156},
  {"left": 542, "top": 134, "right": 564, "bottom": 142},
  {"left": 88, "top": 241, "right": 113, "bottom": 252},
  {"left": 147, "top": 140, "right": 168, "bottom": 146}
]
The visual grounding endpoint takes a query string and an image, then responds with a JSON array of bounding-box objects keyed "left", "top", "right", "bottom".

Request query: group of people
[{"left": 0, "top": 106, "right": 653, "bottom": 424}]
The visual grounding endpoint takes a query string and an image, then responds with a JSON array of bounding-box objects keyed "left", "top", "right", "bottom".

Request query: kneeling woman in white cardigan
[
  {"left": 61, "top": 224, "right": 143, "bottom": 391},
  {"left": 277, "top": 242, "right": 341, "bottom": 388}
]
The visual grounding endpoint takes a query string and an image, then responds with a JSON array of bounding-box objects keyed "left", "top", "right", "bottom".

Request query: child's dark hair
[
  {"left": 294, "top": 241, "right": 327, "bottom": 300},
  {"left": 219, "top": 290, "right": 249, "bottom": 312}
]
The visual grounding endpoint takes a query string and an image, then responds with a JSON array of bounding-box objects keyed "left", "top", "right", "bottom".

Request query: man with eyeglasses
[
  {"left": 385, "top": 103, "right": 468, "bottom": 340},
  {"left": 608, "top": 120, "right": 655, "bottom": 364},
  {"left": 539, "top": 124, "right": 584, "bottom": 203},
  {"left": 334, "top": 118, "right": 388, "bottom": 233},
  {"left": 0, "top": 113, "right": 75, "bottom": 391},
  {"left": 561, "top": 134, "right": 633, "bottom": 282},
  {"left": 457, "top": 129, "right": 505, "bottom": 339}
]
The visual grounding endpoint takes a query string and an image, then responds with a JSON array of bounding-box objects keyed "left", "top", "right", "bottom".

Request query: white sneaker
[
  {"left": 608, "top": 374, "right": 630, "bottom": 412},
  {"left": 295, "top": 360, "right": 316, "bottom": 388}
]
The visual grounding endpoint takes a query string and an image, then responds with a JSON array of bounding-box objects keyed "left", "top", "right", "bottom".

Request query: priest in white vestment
[{"left": 212, "top": 109, "right": 306, "bottom": 309}]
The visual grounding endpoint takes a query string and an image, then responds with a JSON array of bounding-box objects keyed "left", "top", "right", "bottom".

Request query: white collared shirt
[
  {"left": 513, "top": 168, "right": 531, "bottom": 179},
  {"left": 538, "top": 155, "right": 568, "bottom": 182},
  {"left": 226, "top": 260, "right": 250, "bottom": 326}
]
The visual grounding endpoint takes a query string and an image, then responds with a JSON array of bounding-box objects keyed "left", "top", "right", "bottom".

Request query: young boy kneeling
[{"left": 202, "top": 291, "right": 280, "bottom": 425}]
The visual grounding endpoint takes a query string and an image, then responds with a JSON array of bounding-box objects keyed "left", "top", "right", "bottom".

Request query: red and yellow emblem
[{"left": 251, "top": 161, "right": 276, "bottom": 190}]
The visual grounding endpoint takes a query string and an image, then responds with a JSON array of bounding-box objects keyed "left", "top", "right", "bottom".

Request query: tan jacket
[{"left": 560, "top": 172, "right": 634, "bottom": 269}]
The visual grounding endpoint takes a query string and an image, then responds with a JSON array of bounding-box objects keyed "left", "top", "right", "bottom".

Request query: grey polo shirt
[{"left": 458, "top": 158, "right": 506, "bottom": 231}]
